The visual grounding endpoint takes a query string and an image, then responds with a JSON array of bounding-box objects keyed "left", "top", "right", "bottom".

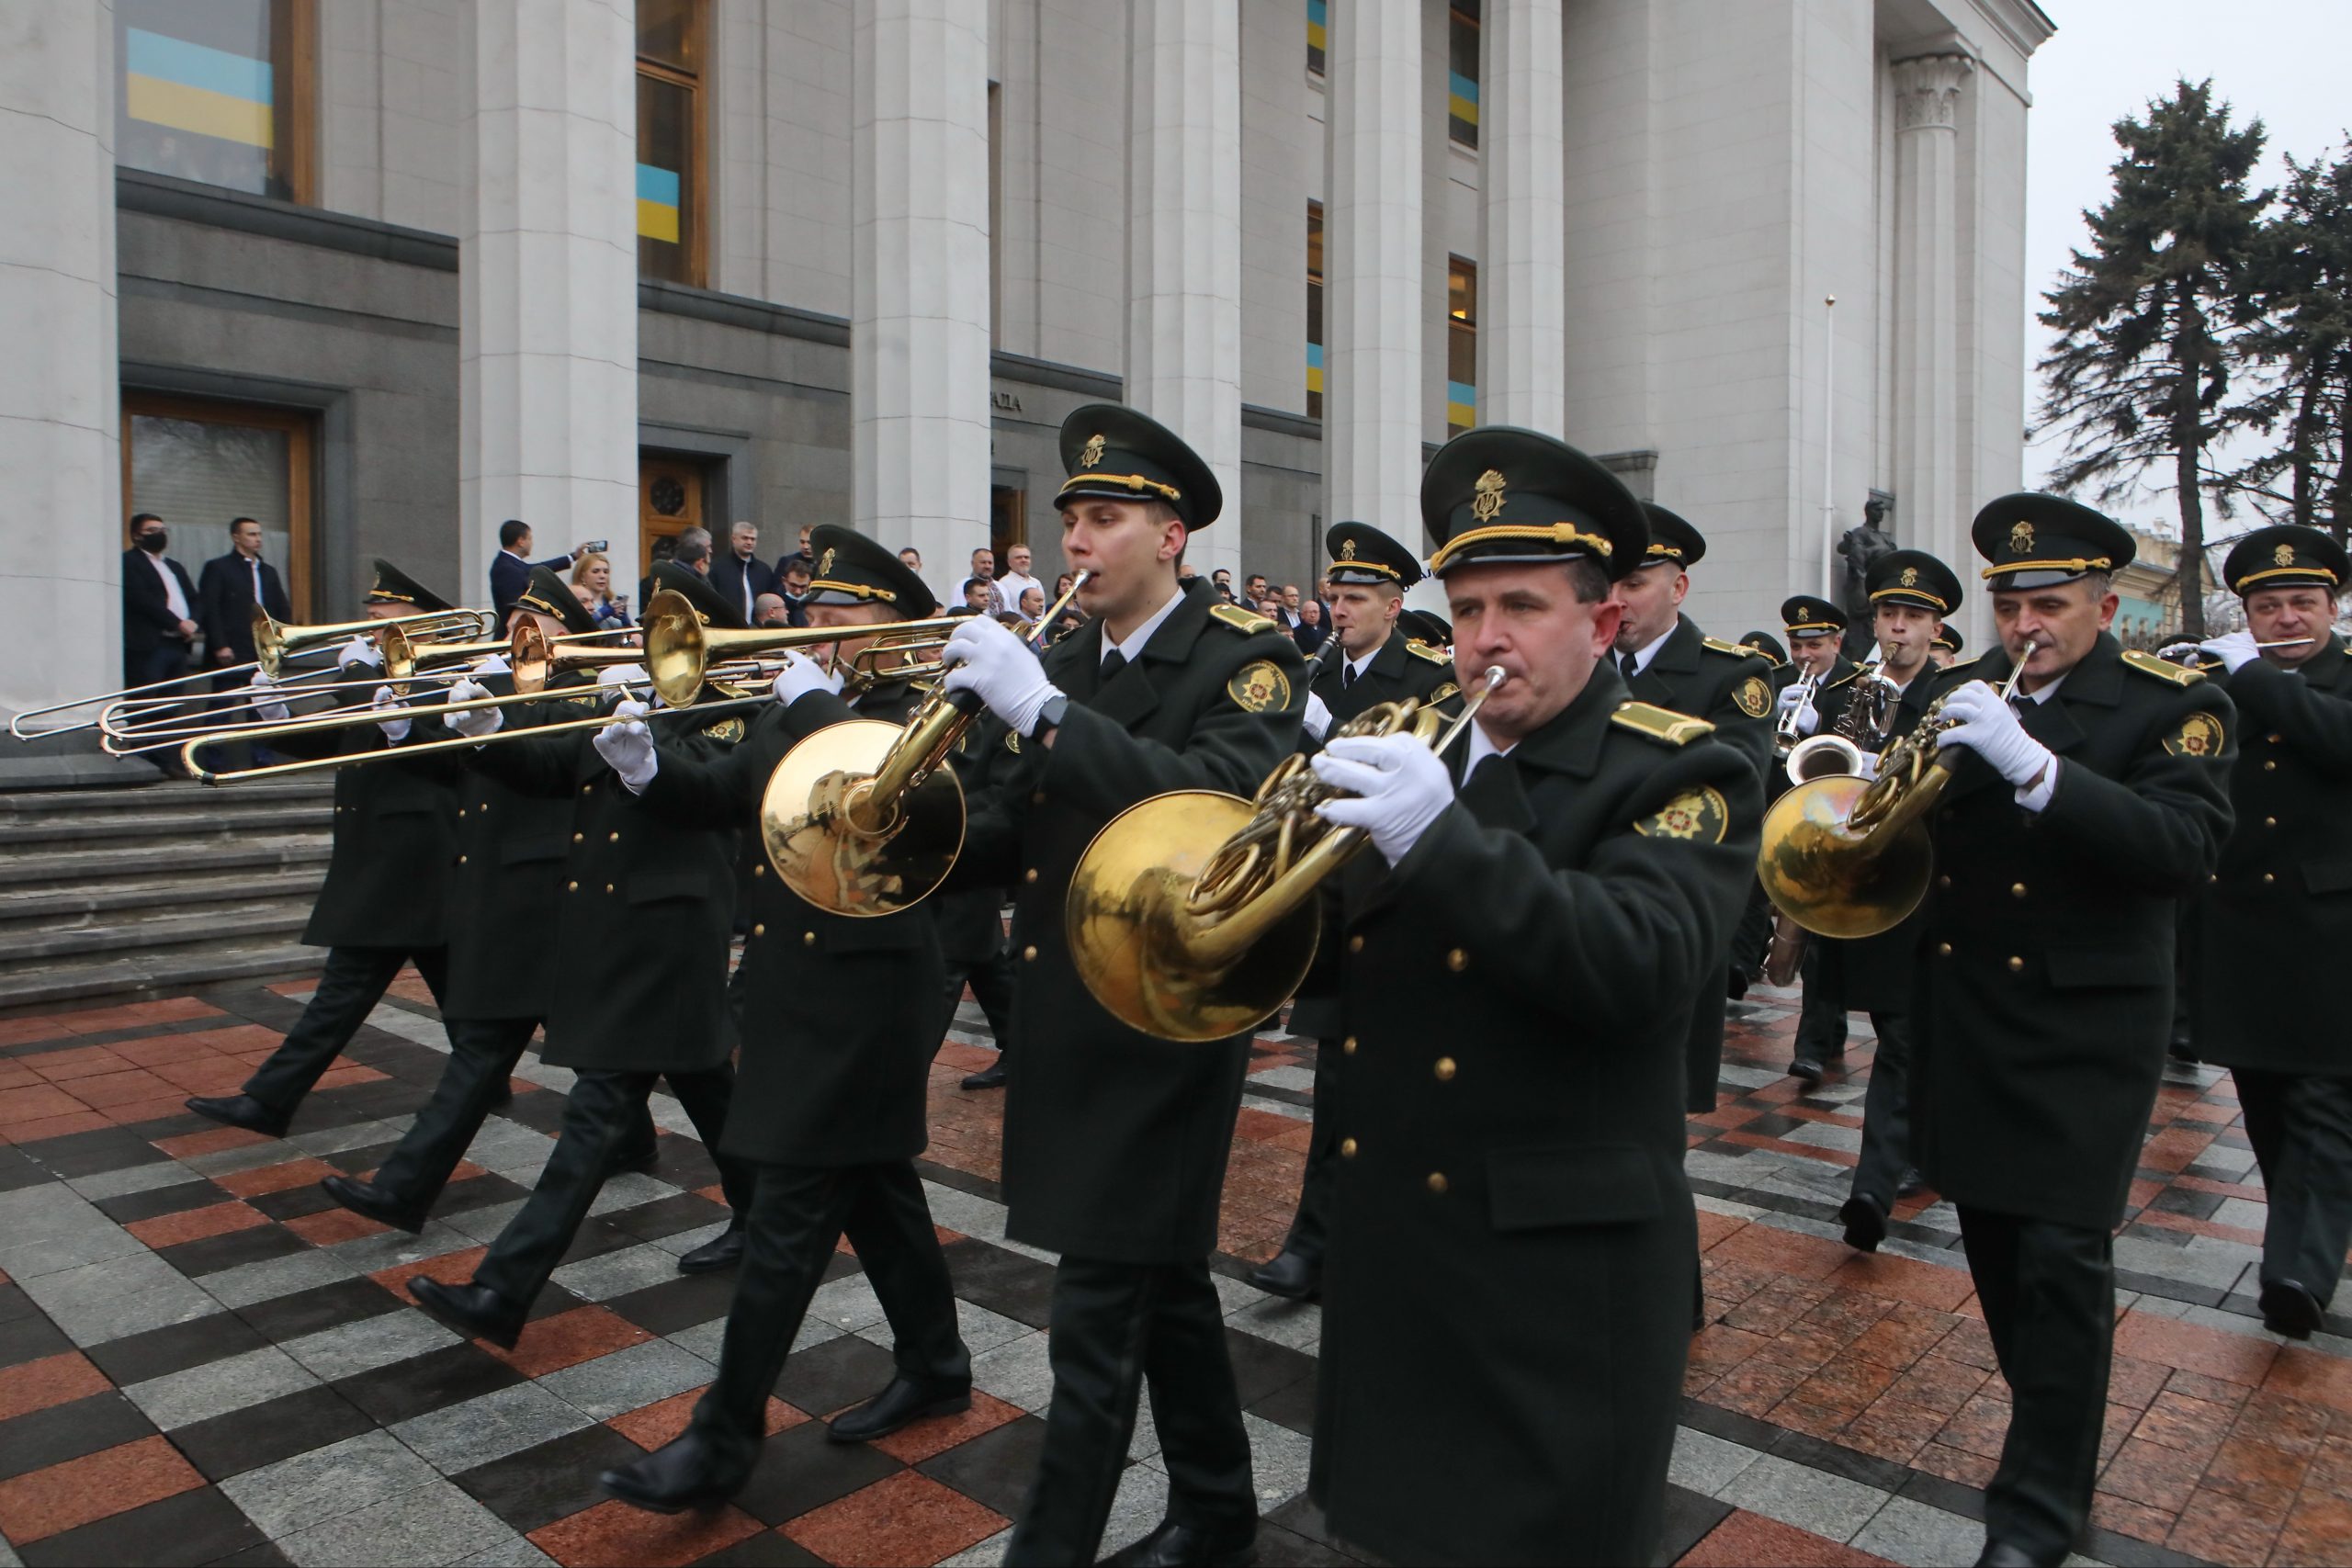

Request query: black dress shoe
[
  {"left": 599, "top": 1428, "right": 749, "bottom": 1514},
  {"left": 184, "top": 1094, "right": 289, "bottom": 1138},
  {"left": 486, "top": 1078, "right": 514, "bottom": 1112},
  {"left": 2167, "top": 1038, "right": 2200, "bottom": 1066},
  {"left": 1787, "top": 1056, "right": 1825, "bottom": 1085},
  {"left": 1245, "top": 1250, "right": 1320, "bottom": 1302},
  {"left": 826, "top": 1376, "right": 972, "bottom": 1443},
  {"left": 1896, "top": 1168, "right": 1928, "bottom": 1199},
  {"left": 1839, "top": 1195, "right": 1888, "bottom": 1253},
  {"left": 960, "top": 1061, "right": 1007, "bottom": 1089},
  {"left": 605, "top": 1137, "right": 660, "bottom": 1177},
  {"left": 1103, "top": 1518, "right": 1258, "bottom": 1567},
  {"left": 408, "top": 1276, "right": 527, "bottom": 1349},
  {"left": 1726, "top": 965, "right": 1750, "bottom": 1001},
  {"left": 320, "top": 1174, "right": 427, "bottom": 1235},
  {"left": 675, "top": 1226, "right": 744, "bottom": 1275},
  {"left": 1973, "top": 1540, "right": 2052, "bottom": 1567},
  {"left": 2260, "top": 1279, "right": 2324, "bottom": 1340}
]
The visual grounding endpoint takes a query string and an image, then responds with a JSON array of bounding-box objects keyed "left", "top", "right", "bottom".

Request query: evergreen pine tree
[{"left": 2231, "top": 144, "right": 2352, "bottom": 542}]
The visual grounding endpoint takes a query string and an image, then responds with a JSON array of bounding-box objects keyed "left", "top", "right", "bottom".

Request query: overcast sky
[{"left": 2021, "top": 0, "right": 2352, "bottom": 536}]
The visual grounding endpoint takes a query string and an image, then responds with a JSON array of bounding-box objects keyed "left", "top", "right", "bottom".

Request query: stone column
[
  {"left": 1126, "top": 0, "right": 1242, "bottom": 580},
  {"left": 461, "top": 0, "right": 640, "bottom": 598},
  {"left": 853, "top": 0, "right": 991, "bottom": 574},
  {"left": 1476, "top": 0, "right": 1565, "bottom": 435},
  {"left": 0, "top": 2, "right": 119, "bottom": 724},
  {"left": 1889, "top": 51, "right": 1973, "bottom": 581},
  {"left": 1324, "top": 0, "right": 1423, "bottom": 540}
]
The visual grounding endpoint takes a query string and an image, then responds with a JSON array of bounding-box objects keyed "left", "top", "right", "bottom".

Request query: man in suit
[
  {"left": 708, "top": 520, "right": 779, "bottom": 627},
  {"left": 942, "top": 404, "right": 1305, "bottom": 1566},
  {"left": 489, "top": 519, "right": 595, "bottom": 622},
  {"left": 198, "top": 517, "right": 293, "bottom": 669},
  {"left": 121, "top": 512, "right": 201, "bottom": 688},
  {"left": 2191, "top": 525, "right": 2352, "bottom": 1340},
  {"left": 1910, "top": 495, "right": 2233, "bottom": 1565},
  {"left": 1306, "top": 427, "right": 1759, "bottom": 1565}
]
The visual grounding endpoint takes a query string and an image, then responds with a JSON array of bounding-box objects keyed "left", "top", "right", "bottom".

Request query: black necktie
[
  {"left": 1620, "top": 651, "right": 1639, "bottom": 682},
  {"left": 1101, "top": 650, "right": 1127, "bottom": 681},
  {"left": 1340, "top": 662, "right": 1355, "bottom": 689}
]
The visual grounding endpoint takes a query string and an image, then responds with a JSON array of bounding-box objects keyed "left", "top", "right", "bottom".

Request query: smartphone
[{"left": 582, "top": 538, "right": 609, "bottom": 554}]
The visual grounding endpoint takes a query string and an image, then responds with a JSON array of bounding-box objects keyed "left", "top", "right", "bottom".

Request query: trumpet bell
[
  {"left": 1756, "top": 774, "right": 1933, "bottom": 941},
  {"left": 1066, "top": 790, "right": 1319, "bottom": 1044},
  {"left": 759, "top": 719, "right": 965, "bottom": 918}
]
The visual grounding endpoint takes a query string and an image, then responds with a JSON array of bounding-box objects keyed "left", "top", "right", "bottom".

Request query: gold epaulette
[
  {"left": 2122, "top": 649, "right": 2206, "bottom": 686},
  {"left": 1702, "top": 636, "right": 1764, "bottom": 660},
  {"left": 1938, "top": 655, "right": 1981, "bottom": 675},
  {"left": 1207, "top": 604, "right": 1276, "bottom": 636},
  {"left": 1611, "top": 701, "right": 1714, "bottom": 745},
  {"left": 1825, "top": 667, "right": 1862, "bottom": 689},
  {"left": 1405, "top": 640, "right": 1449, "bottom": 664}
]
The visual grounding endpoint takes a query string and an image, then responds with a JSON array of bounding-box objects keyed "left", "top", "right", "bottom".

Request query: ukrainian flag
[
  {"left": 1306, "top": 341, "right": 1325, "bottom": 400},
  {"left": 1447, "top": 379, "right": 1477, "bottom": 431},
  {"left": 124, "top": 27, "right": 274, "bottom": 150},
  {"left": 1307, "top": 0, "right": 1328, "bottom": 60},
  {"left": 1449, "top": 69, "right": 1480, "bottom": 133},
  {"left": 638, "top": 164, "right": 682, "bottom": 244}
]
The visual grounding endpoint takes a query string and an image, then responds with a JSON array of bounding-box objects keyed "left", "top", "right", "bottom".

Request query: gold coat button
[
  {"left": 2263, "top": 873, "right": 2277, "bottom": 885},
  {"left": 1348, "top": 935, "right": 1364, "bottom": 954},
  {"left": 608, "top": 831, "right": 619, "bottom": 842},
  {"left": 2265, "top": 816, "right": 2278, "bottom": 828},
  {"left": 1024, "top": 868, "right": 1038, "bottom": 884},
  {"left": 1937, "top": 874, "right": 1951, "bottom": 889},
  {"left": 2269, "top": 733, "right": 2283, "bottom": 744},
  {"left": 804, "top": 931, "right": 817, "bottom": 945},
  {"left": 582, "top": 783, "right": 594, "bottom": 794},
  {"left": 566, "top": 880, "right": 579, "bottom": 892},
  {"left": 1031, "top": 791, "right": 1046, "bottom": 806},
  {"left": 1426, "top": 1172, "right": 1449, "bottom": 1195},
  {"left": 1023, "top": 945, "right": 1039, "bottom": 962},
  {"left": 753, "top": 863, "right": 765, "bottom": 876},
  {"left": 1433, "top": 1057, "right": 1456, "bottom": 1081},
  {"left": 457, "top": 807, "right": 466, "bottom": 818},
  {"left": 1341, "top": 1036, "right": 1357, "bottom": 1055},
  {"left": 1937, "top": 942, "right": 1952, "bottom": 957},
  {"left": 457, "top": 854, "right": 468, "bottom": 864},
  {"left": 481, "top": 801, "right": 490, "bottom": 811},
  {"left": 571, "top": 832, "right": 582, "bottom": 843},
  {"left": 2010, "top": 883, "right": 2027, "bottom": 898},
  {"left": 2007, "top": 955, "right": 2024, "bottom": 972},
  {"left": 604, "top": 883, "right": 614, "bottom": 894},
  {"left": 1446, "top": 948, "right": 1467, "bottom": 972},
  {"left": 752, "top": 923, "right": 765, "bottom": 937},
  {"left": 2265, "top": 760, "right": 2278, "bottom": 772},
  {"left": 1339, "top": 1138, "right": 1358, "bottom": 1158}
]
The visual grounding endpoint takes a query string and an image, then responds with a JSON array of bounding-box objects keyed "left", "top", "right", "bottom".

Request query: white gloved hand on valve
[
  {"left": 770, "top": 650, "right": 844, "bottom": 707},
  {"left": 942, "top": 615, "right": 1062, "bottom": 736},
  {"left": 371, "top": 685, "right": 411, "bottom": 744},
  {"left": 246, "top": 671, "right": 290, "bottom": 724},
  {"left": 335, "top": 634, "right": 383, "bottom": 671},
  {"left": 594, "top": 699, "right": 658, "bottom": 793},
  {"left": 1301, "top": 691, "right": 1334, "bottom": 742},
  {"left": 1774, "top": 680, "right": 1819, "bottom": 737},
  {"left": 1311, "top": 732, "right": 1456, "bottom": 866},
  {"left": 447, "top": 678, "right": 503, "bottom": 739},
  {"left": 2197, "top": 629, "right": 2261, "bottom": 674},
  {"left": 1935, "top": 681, "right": 2054, "bottom": 797}
]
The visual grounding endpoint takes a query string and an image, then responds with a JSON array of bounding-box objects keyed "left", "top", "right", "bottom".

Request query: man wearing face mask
[{"left": 121, "top": 514, "right": 203, "bottom": 767}]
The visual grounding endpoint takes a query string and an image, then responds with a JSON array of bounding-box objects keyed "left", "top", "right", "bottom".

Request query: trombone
[
  {"left": 2154, "top": 636, "right": 2316, "bottom": 668},
  {"left": 638, "top": 591, "right": 975, "bottom": 708},
  {"left": 1061, "top": 666, "right": 1508, "bottom": 1043}
]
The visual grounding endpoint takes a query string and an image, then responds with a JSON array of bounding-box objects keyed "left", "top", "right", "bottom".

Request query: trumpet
[
  {"left": 1063, "top": 667, "right": 1506, "bottom": 1043},
  {"left": 1773, "top": 667, "right": 1821, "bottom": 758},
  {"left": 1757, "top": 642, "right": 2036, "bottom": 940}
]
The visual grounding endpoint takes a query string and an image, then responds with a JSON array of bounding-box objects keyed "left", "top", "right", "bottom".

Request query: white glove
[
  {"left": 247, "top": 670, "right": 290, "bottom": 724},
  {"left": 770, "top": 650, "right": 843, "bottom": 707},
  {"left": 335, "top": 635, "right": 382, "bottom": 671},
  {"left": 596, "top": 662, "right": 646, "bottom": 689},
  {"left": 471, "top": 653, "right": 511, "bottom": 676},
  {"left": 1775, "top": 682, "right": 1819, "bottom": 737},
  {"left": 2198, "top": 630, "right": 2261, "bottom": 674},
  {"left": 371, "top": 685, "right": 411, "bottom": 743},
  {"left": 447, "top": 678, "right": 503, "bottom": 739},
  {"left": 594, "top": 698, "right": 658, "bottom": 793},
  {"left": 1302, "top": 691, "right": 1334, "bottom": 742},
  {"left": 1311, "top": 733, "right": 1456, "bottom": 866},
  {"left": 1935, "top": 682, "right": 2054, "bottom": 796},
  {"left": 942, "top": 615, "right": 1061, "bottom": 736}
]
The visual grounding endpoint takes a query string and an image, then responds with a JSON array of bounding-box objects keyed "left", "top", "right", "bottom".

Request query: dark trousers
[
  {"left": 691, "top": 1160, "right": 970, "bottom": 1475},
  {"left": 1732, "top": 879, "right": 1775, "bottom": 977},
  {"left": 1004, "top": 1257, "right": 1256, "bottom": 1566},
  {"left": 1794, "top": 938, "right": 1849, "bottom": 1062},
  {"left": 473, "top": 1065, "right": 749, "bottom": 1308},
  {"left": 939, "top": 893, "right": 1017, "bottom": 1052},
  {"left": 2234, "top": 1069, "right": 2352, "bottom": 1308},
  {"left": 243, "top": 946, "right": 449, "bottom": 1117},
  {"left": 1957, "top": 1206, "right": 2113, "bottom": 1563},
  {"left": 1848, "top": 1011, "right": 1913, "bottom": 1213},
  {"left": 1274, "top": 1042, "right": 1340, "bottom": 1266}
]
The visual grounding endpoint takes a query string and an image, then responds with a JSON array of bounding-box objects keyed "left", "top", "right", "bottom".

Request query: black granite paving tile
[
  {"left": 0, "top": 1144, "right": 50, "bottom": 1193},
  {"left": 94, "top": 1179, "right": 232, "bottom": 1225},
  {"left": 83, "top": 1310, "right": 269, "bottom": 1387},
  {"left": 1222, "top": 1327, "right": 1316, "bottom": 1408},
  {"left": 454, "top": 1423, "right": 650, "bottom": 1535},
  {"left": 233, "top": 1277, "right": 407, "bottom": 1344},
  {"left": 553, "top": 1215, "right": 645, "bottom": 1269},
  {"left": 912, "top": 1158, "right": 1003, "bottom": 1204},
  {"left": 330, "top": 1340, "right": 525, "bottom": 1426},
  {"left": 158, "top": 1222, "right": 312, "bottom": 1279},
  {"left": 770, "top": 1334, "right": 900, "bottom": 1423},
  {"left": 0, "top": 1391, "right": 159, "bottom": 1481},
  {"left": 605, "top": 1269, "right": 743, "bottom": 1337},
  {"left": 1768, "top": 1427, "right": 1913, "bottom": 1494},
  {"left": 22, "top": 1125, "right": 171, "bottom": 1180},
  {"left": 914, "top": 1414, "right": 1046, "bottom": 1521},
  {"left": 0, "top": 1306, "right": 75, "bottom": 1370},
  {"left": 167, "top": 1384, "right": 378, "bottom": 1483},
  {"left": 432, "top": 1170, "right": 532, "bottom": 1217},
  {"left": 1250, "top": 1519, "right": 1364, "bottom": 1566},
  {"left": 17, "top": 1483, "right": 267, "bottom": 1568},
  {"left": 242, "top": 1182, "right": 337, "bottom": 1224},
  {"left": 940, "top": 1238, "right": 1056, "bottom": 1331},
  {"left": 319, "top": 1138, "right": 407, "bottom": 1176},
  {"left": 606, "top": 1191, "right": 733, "bottom": 1244},
  {"left": 1657, "top": 1483, "right": 1736, "bottom": 1564},
  {"left": 1247, "top": 1366, "right": 1317, "bottom": 1436},
  {"left": 686, "top": 1528, "right": 828, "bottom": 1566},
  {"left": 729, "top": 1417, "right": 904, "bottom": 1527}
]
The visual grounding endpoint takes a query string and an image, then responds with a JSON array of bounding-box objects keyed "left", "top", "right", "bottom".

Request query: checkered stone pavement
[{"left": 0, "top": 970, "right": 2346, "bottom": 1566}]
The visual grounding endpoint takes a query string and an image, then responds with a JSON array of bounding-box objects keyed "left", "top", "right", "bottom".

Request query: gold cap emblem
[
  {"left": 1900, "top": 566, "right": 1918, "bottom": 588},
  {"left": 2276, "top": 542, "right": 2298, "bottom": 567},
  {"left": 2007, "top": 520, "right": 2035, "bottom": 556},
  {"left": 1471, "top": 469, "right": 1508, "bottom": 525},
  {"left": 1339, "top": 539, "right": 1357, "bottom": 561},
  {"left": 819, "top": 547, "right": 836, "bottom": 577},
  {"left": 1079, "top": 433, "right": 1106, "bottom": 470}
]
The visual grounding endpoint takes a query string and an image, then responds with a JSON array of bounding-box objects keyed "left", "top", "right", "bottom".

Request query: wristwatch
[{"left": 1031, "top": 694, "right": 1069, "bottom": 741}]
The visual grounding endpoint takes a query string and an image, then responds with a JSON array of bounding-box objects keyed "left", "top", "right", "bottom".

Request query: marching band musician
[
  {"left": 1909, "top": 495, "right": 2234, "bottom": 1567},
  {"left": 594, "top": 527, "right": 974, "bottom": 1512},
  {"left": 1250, "top": 520, "right": 1453, "bottom": 1304},
  {"left": 2191, "top": 524, "right": 2352, "bottom": 1340},
  {"left": 1930, "top": 623, "right": 1965, "bottom": 669},
  {"left": 1306, "top": 428, "right": 1761, "bottom": 1565},
  {"left": 406, "top": 565, "right": 757, "bottom": 1349},
  {"left": 937, "top": 403, "right": 1305, "bottom": 1568},
  {"left": 1776, "top": 595, "right": 1854, "bottom": 697},
  {"left": 1737, "top": 596, "right": 1851, "bottom": 1008}
]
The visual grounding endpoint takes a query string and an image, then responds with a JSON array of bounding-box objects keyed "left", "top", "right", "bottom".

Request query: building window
[
  {"left": 116, "top": 0, "right": 314, "bottom": 201},
  {"left": 122, "top": 394, "right": 316, "bottom": 618},
  {"left": 1307, "top": 0, "right": 1327, "bottom": 77},
  {"left": 1306, "top": 202, "right": 1326, "bottom": 421},
  {"left": 1448, "top": 3, "right": 1480, "bottom": 150},
  {"left": 636, "top": 0, "right": 706, "bottom": 286},
  {"left": 1447, "top": 257, "right": 1477, "bottom": 434}
]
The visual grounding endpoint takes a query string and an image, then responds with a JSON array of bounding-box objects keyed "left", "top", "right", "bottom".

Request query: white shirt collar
[
  {"left": 2018, "top": 667, "right": 2066, "bottom": 705},
  {"left": 1345, "top": 635, "right": 1386, "bottom": 682},
  {"left": 1622, "top": 626, "right": 1670, "bottom": 675},
  {"left": 1103, "top": 585, "right": 1186, "bottom": 666},
  {"left": 1462, "top": 720, "right": 1515, "bottom": 772}
]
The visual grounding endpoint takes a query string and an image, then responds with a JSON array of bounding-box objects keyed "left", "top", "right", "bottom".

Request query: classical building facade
[{"left": 1, "top": 0, "right": 2052, "bottom": 722}]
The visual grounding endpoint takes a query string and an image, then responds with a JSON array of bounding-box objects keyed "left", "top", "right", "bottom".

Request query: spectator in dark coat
[
  {"left": 490, "top": 519, "right": 595, "bottom": 622},
  {"left": 198, "top": 517, "right": 293, "bottom": 670},
  {"left": 708, "top": 521, "right": 778, "bottom": 627},
  {"left": 122, "top": 513, "right": 201, "bottom": 688}
]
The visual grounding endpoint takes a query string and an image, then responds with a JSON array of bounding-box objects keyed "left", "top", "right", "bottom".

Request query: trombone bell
[{"left": 759, "top": 719, "right": 965, "bottom": 918}]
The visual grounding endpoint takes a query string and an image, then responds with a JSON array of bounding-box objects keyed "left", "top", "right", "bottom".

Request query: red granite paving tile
[
  {"left": 2098, "top": 1436, "right": 2209, "bottom": 1513},
  {"left": 2107, "top": 1354, "right": 2172, "bottom": 1411},
  {"left": 1719, "top": 1129, "right": 1860, "bottom": 1168},
  {"left": 2090, "top": 1492, "right": 2178, "bottom": 1545},
  {"left": 1823, "top": 1253, "right": 1974, "bottom": 1314},
  {"left": 119, "top": 998, "right": 220, "bottom": 1023},
  {"left": 1913, "top": 1440, "right": 1998, "bottom": 1489},
  {"left": 2166, "top": 1483, "right": 2283, "bottom": 1564},
  {"left": 1676, "top": 1509, "right": 1895, "bottom": 1567},
  {"left": 0, "top": 1352, "right": 110, "bottom": 1424},
  {"left": 60, "top": 1067, "right": 180, "bottom": 1109},
  {"left": 0, "top": 1019, "right": 70, "bottom": 1049},
  {"left": 487, "top": 1306, "right": 652, "bottom": 1379},
  {"left": 2138, "top": 1124, "right": 2215, "bottom": 1173},
  {"left": 2203, "top": 1434, "right": 2311, "bottom": 1513},
  {"left": 213, "top": 1156, "right": 341, "bottom": 1197},
  {"left": 2235, "top": 1388, "right": 2333, "bottom": 1455},
  {"left": 1267, "top": 1122, "right": 1316, "bottom": 1154},
  {"left": 2168, "top": 1368, "right": 2256, "bottom": 1408},
  {"left": 1754, "top": 1325, "right": 1847, "bottom": 1375},
  {"left": 152, "top": 1124, "right": 270, "bottom": 1159},
  {"left": 2099, "top": 1402, "right": 2140, "bottom": 1465},
  {"left": 283, "top": 1206, "right": 388, "bottom": 1246},
  {"left": 1705, "top": 1358, "right": 1809, "bottom": 1418},
  {"left": 1793, "top": 1354, "right": 1902, "bottom": 1413},
  {"left": 311, "top": 1064, "right": 390, "bottom": 1091},
  {"left": 125, "top": 1200, "right": 270, "bottom": 1249},
  {"left": 2309, "top": 1432, "right": 2352, "bottom": 1501},
  {"left": 868, "top": 1389, "right": 1023, "bottom": 1465},
  {"left": 2173, "top": 1173, "right": 2268, "bottom": 1201},
  {"left": 528, "top": 1498, "right": 763, "bottom": 1567},
  {"left": 1844, "top": 1305, "right": 1962, "bottom": 1373},
  {"left": 780, "top": 1471, "right": 1007, "bottom": 1567},
  {"left": 1687, "top": 1325, "right": 1773, "bottom": 1382},
  {"left": 2265, "top": 1346, "right": 2352, "bottom": 1420},
  {"left": 0, "top": 1064, "right": 41, "bottom": 1091},
  {"left": 108, "top": 1033, "right": 225, "bottom": 1067},
  {"left": 0, "top": 1435, "right": 204, "bottom": 1543},
  {"left": 102, "top": 1094, "right": 200, "bottom": 1128},
  {"left": 1939, "top": 1391, "right": 2016, "bottom": 1461},
  {"left": 0, "top": 1111, "right": 112, "bottom": 1144},
  {"left": 1229, "top": 1107, "right": 1299, "bottom": 1143},
  {"left": 605, "top": 1388, "right": 807, "bottom": 1451},
  {"left": 1773, "top": 1102, "right": 1866, "bottom": 1129},
  {"left": 2133, "top": 1389, "right": 2238, "bottom": 1457},
  {"left": 2270, "top": 1490, "right": 2352, "bottom": 1567},
  {"left": 145, "top": 1056, "right": 253, "bottom": 1095},
  {"left": 1695, "top": 1210, "right": 1747, "bottom": 1250},
  {"left": 693, "top": 1183, "right": 727, "bottom": 1204},
  {"left": 1774, "top": 1397, "right": 1863, "bottom": 1440},
  {"left": 0, "top": 1084, "right": 93, "bottom": 1126},
  {"left": 370, "top": 1247, "right": 490, "bottom": 1302},
  {"left": 1883, "top": 1354, "right": 1990, "bottom": 1417},
  {"left": 25, "top": 1046, "right": 135, "bottom": 1082},
  {"left": 171, "top": 1024, "right": 283, "bottom": 1053},
  {"left": 2112, "top": 1311, "right": 2278, "bottom": 1388},
  {"left": 2133, "top": 1207, "right": 2268, "bottom": 1248},
  {"left": 1841, "top": 1395, "right": 1946, "bottom": 1463}
]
